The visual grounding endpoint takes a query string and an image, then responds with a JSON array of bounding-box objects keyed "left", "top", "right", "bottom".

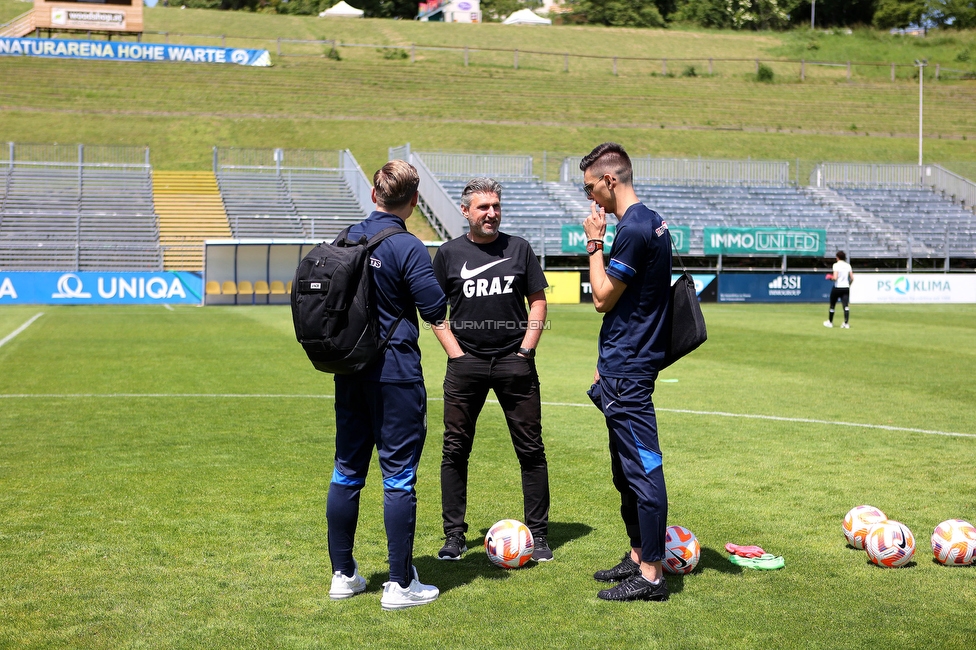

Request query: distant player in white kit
[{"left": 824, "top": 251, "right": 853, "bottom": 329}]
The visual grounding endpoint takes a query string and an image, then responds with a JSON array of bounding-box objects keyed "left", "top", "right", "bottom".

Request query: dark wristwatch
[
  {"left": 586, "top": 239, "right": 604, "bottom": 255},
  {"left": 517, "top": 347, "right": 536, "bottom": 359}
]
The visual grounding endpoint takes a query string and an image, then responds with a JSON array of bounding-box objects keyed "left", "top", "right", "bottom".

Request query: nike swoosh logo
[{"left": 459, "top": 258, "right": 511, "bottom": 280}]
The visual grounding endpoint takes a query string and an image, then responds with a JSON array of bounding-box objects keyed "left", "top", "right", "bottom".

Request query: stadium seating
[
  {"left": 0, "top": 164, "right": 162, "bottom": 271},
  {"left": 153, "top": 171, "right": 232, "bottom": 271},
  {"left": 216, "top": 170, "right": 367, "bottom": 241}
]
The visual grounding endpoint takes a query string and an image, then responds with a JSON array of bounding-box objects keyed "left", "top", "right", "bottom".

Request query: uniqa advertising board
[
  {"left": 0, "top": 272, "right": 203, "bottom": 305},
  {"left": 850, "top": 274, "right": 976, "bottom": 304}
]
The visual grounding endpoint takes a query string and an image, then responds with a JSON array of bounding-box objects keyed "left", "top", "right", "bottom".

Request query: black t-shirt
[{"left": 432, "top": 233, "right": 548, "bottom": 357}]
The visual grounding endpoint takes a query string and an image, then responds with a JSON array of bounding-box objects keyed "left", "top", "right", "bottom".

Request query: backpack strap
[
  {"left": 365, "top": 226, "right": 408, "bottom": 250},
  {"left": 355, "top": 225, "right": 410, "bottom": 350},
  {"left": 331, "top": 225, "right": 407, "bottom": 248}
]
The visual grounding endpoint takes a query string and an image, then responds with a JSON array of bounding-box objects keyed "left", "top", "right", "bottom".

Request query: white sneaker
[
  {"left": 823, "top": 321, "right": 833, "bottom": 328},
  {"left": 380, "top": 566, "right": 439, "bottom": 611},
  {"left": 841, "top": 323, "right": 850, "bottom": 329},
  {"left": 330, "top": 559, "right": 367, "bottom": 600}
]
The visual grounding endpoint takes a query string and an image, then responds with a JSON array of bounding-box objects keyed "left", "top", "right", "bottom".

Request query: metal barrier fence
[
  {"left": 408, "top": 153, "right": 468, "bottom": 239},
  {"left": 560, "top": 155, "right": 791, "bottom": 186},
  {"left": 213, "top": 147, "right": 342, "bottom": 173},
  {"left": 129, "top": 30, "right": 975, "bottom": 81},
  {"left": 812, "top": 163, "right": 925, "bottom": 187},
  {"left": 415, "top": 151, "right": 534, "bottom": 179},
  {"left": 3, "top": 142, "right": 150, "bottom": 167},
  {"left": 931, "top": 165, "right": 976, "bottom": 212},
  {"left": 812, "top": 162, "right": 976, "bottom": 212},
  {"left": 339, "top": 149, "right": 374, "bottom": 217}
]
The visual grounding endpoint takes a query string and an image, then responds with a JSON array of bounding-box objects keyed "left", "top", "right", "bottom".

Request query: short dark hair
[
  {"left": 460, "top": 177, "right": 502, "bottom": 209},
  {"left": 580, "top": 142, "right": 633, "bottom": 185},
  {"left": 373, "top": 160, "right": 420, "bottom": 209},
  {"left": 836, "top": 251, "right": 847, "bottom": 261}
]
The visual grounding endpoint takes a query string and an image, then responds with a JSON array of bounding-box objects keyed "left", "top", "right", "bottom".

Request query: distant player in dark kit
[
  {"left": 431, "top": 177, "right": 553, "bottom": 563},
  {"left": 326, "top": 160, "right": 447, "bottom": 611},
  {"left": 581, "top": 142, "right": 673, "bottom": 602},
  {"left": 824, "top": 251, "right": 853, "bottom": 329}
]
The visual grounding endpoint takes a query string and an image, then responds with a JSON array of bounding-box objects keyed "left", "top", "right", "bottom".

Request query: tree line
[{"left": 178, "top": 0, "right": 976, "bottom": 30}]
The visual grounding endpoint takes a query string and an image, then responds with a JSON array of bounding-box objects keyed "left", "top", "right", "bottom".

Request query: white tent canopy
[
  {"left": 502, "top": 8, "right": 551, "bottom": 25},
  {"left": 319, "top": 1, "right": 364, "bottom": 17}
]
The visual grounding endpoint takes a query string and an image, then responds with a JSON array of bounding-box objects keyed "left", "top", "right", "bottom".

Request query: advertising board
[
  {"left": 0, "top": 272, "right": 203, "bottom": 305},
  {"left": 0, "top": 37, "right": 272, "bottom": 66},
  {"left": 703, "top": 228, "right": 827, "bottom": 257},
  {"left": 850, "top": 274, "right": 976, "bottom": 304},
  {"left": 718, "top": 273, "right": 833, "bottom": 302},
  {"left": 561, "top": 224, "right": 690, "bottom": 255}
]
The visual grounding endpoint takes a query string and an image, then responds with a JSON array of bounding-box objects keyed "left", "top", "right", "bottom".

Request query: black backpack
[{"left": 291, "top": 225, "right": 406, "bottom": 374}]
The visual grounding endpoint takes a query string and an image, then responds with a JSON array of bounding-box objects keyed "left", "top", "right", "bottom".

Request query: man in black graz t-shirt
[{"left": 431, "top": 177, "right": 553, "bottom": 563}]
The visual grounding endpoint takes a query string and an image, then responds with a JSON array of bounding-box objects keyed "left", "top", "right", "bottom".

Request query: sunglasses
[{"left": 581, "top": 176, "right": 611, "bottom": 199}]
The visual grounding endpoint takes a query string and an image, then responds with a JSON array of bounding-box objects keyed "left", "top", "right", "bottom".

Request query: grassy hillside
[{"left": 1, "top": 6, "right": 975, "bottom": 174}]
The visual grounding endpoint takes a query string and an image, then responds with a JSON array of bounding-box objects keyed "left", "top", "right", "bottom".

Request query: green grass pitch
[{"left": 1, "top": 303, "right": 975, "bottom": 648}]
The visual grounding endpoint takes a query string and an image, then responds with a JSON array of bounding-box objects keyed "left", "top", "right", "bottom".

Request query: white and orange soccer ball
[
  {"left": 931, "top": 519, "right": 976, "bottom": 566},
  {"left": 663, "top": 525, "right": 700, "bottom": 575},
  {"left": 843, "top": 505, "right": 888, "bottom": 550},
  {"left": 864, "top": 520, "right": 915, "bottom": 568},
  {"left": 485, "top": 519, "right": 534, "bottom": 569}
]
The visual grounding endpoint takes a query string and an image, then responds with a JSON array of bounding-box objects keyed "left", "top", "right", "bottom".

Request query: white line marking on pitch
[
  {"left": 0, "top": 392, "right": 972, "bottom": 439},
  {"left": 163, "top": 304, "right": 174, "bottom": 311},
  {"left": 0, "top": 312, "right": 44, "bottom": 349}
]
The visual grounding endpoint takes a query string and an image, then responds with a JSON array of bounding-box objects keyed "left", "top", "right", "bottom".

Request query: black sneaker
[
  {"left": 531, "top": 535, "right": 553, "bottom": 562},
  {"left": 437, "top": 533, "right": 467, "bottom": 560},
  {"left": 597, "top": 574, "right": 669, "bottom": 602},
  {"left": 593, "top": 553, "right": 641, "bottom": 582}
]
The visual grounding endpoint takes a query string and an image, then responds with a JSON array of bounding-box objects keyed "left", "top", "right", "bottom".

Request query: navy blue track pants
[
  {"left": 588, "top": 375, "right": 668, "bottom": 564},
  {"left": 328, "top": 377, "right": 428, "bottom": 588}
]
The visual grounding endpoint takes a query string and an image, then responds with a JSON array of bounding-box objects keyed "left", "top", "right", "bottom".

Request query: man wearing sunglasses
[{"left": 580, "top": 142, "right": 673, "bottom": 602}]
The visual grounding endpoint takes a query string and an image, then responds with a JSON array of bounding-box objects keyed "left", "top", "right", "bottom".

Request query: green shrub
[
  {"left": 326, "top": 45, "right": 341, "bottom": 61},
  {"left": 756, "top": 63, "right": 774, "bottom": 83},
  {"left": 681, "top": 65, "right": 697, "bottom": 77},
  {"left": 379, "top": 47, "right": 409, "bottom": 60}
]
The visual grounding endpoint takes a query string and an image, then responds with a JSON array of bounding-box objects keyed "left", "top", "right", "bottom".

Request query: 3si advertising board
[
  {"left": 718, "top": 273, "right": 833, "bottom": 303},
  {"left": 0, "top": 272, "right": 203, "bottom": 305},
  {"left": 850, "top": 274, "right": 976, "bottom": 304}
]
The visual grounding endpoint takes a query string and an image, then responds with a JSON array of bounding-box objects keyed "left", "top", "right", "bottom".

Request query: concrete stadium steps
[
  {"left": 1, "top": 165, "right": 162, "bottom": 271},
  {"left": 216, "top": 170, "right": 367, "bottom": 242},
  {"left": 153, "top": 171, "right": 231, "bottom": 271}
]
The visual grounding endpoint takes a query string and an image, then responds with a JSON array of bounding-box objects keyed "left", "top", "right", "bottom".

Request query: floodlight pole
[
  {"left": 811, "top": 0, "right": 815, "bottom": 29},
  {"left": 916, "top": 59, "right": 927, "bottom": 169}
]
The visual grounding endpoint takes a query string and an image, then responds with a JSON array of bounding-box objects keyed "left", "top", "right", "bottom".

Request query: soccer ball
[
  {"left": 843, "top": 505, "right": 888, "bottom": 550},
  {"left": 663, "top": 525, "right": 700, "bottom": 575},
  {"left": 931, "top": 519, "right": 976, "bottom": 566},
  {"left": 484, "top": 519, "right": 534, "bottom": 569},
  {"left": 864, "top": 520, "right": 915, "bottom": 568}
]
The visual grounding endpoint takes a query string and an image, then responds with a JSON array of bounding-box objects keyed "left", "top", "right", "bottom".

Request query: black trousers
[
  {"left": 441, "top": 353, "right": 550, "bottom": 538},
  {"left": 829, "top": 287, "right": 850, "bottom": 322}
]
